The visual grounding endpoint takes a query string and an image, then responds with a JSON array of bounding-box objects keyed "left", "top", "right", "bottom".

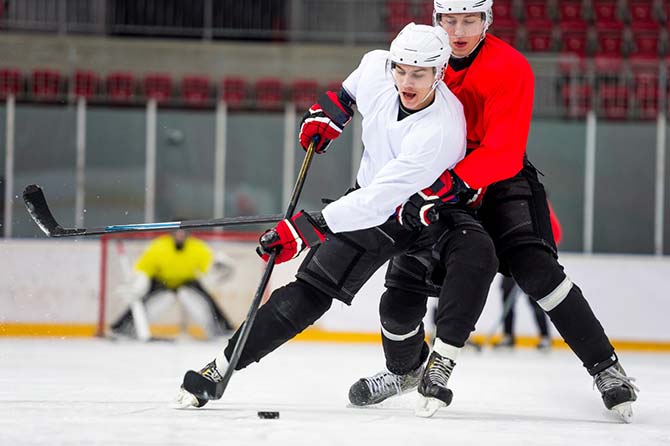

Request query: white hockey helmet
[
  {"left": 388, "top": 23, "right": 451, "bottom": 102},
  {"left": 389, "top": 22, "right": 451, "bottom": 69},
  {"left": 433, "top": 0, "right": 494, "bottom": 33}
]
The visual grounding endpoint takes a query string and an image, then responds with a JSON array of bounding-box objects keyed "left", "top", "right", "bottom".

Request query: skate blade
[
  {"left": 173, "top": 387, "right": 200, "bottom": 409},
  {"left": 415, "top": 396, "right": 445, "bottom": 418},
  {"left": 612, "top": 402, "right": 633, "bottom": 424}
]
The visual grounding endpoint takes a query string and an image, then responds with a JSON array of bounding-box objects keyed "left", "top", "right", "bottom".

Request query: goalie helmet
[{"left": 433, "top": 0, "right": 494, "bottom": 33}]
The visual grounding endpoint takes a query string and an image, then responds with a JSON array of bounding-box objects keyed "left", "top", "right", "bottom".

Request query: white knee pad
[{"left": 176, "top": 287, "right": 220, "bottom": 338}]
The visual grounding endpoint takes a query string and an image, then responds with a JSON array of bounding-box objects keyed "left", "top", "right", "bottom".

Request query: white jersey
[{"left": 321, "top": 50, "right": 467, "bottom": 234}]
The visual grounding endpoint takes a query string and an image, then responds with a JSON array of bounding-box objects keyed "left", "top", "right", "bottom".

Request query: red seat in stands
[
  {"left": 106, "top": 72, "right": 135, "bottom": 102},
  {"left": 629, "top": 57, "right": 659, "bottom": 119},
  {"left": 489, "top": 23, "right": 520, "bottom": 47},
  {"left": 221, "top": 77, "right": 247, "bottom": 108},
  {"left": 255, "top": 78, "right": 284, "bottom": 109},
  {"left": 291, "top": 79, "right": 319, "bottom": 111},
  {"left": 74, "top": 70, "right": 99, "bottom": 99},
  {"left": 181, "top": 75, "right": 211, "bottom": 106},
  {"left": 492, "top": 0, "right": 518, "bottom": 27},
  {"left": 525, "top": 20, "right": 554, "bottom": 52},
  {"left": 0, "top": 68, "right": 21, "bottom": 98},
  {"left": 522, "top": 0, "right": 551, "bottom": 22},
  {"left": 144, "top": 73, "right": 172, "bottom": 103},
  {"left": 593, "top": 0, "right": 625, "bottom": 30},
  {"left": 386, "top": 0, "right": 413, "bottom": 35},
  {"left": 627, "top": 0, "right": 659, "bottom": 30},
  {"left": 31, "top": 68, "right": 62, "bottom": 101}
]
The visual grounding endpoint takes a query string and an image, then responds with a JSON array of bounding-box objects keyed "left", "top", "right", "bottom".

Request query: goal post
[{"left": 97, "top": 230, "right": 265, "bottom": 338}]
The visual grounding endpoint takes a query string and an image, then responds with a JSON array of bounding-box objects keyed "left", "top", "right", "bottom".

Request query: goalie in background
[{"left": 109, "top": 229, "right": 234, "bottom": 341}]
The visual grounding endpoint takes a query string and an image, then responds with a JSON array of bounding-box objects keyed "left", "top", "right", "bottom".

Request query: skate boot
[
  {"left": 415, "top": 344, "right": 456, "bottom": 418},
  {"left": 175, "top": 360, "right": 224, "bottom": 409},
  {"left": 593, "top": 361, "right": 639, "bottom": 423},
  {"left": 348, "top": 365, "right": 424, "bottom": 406},
  {"left": 536, "top": 336, "right": 552, "bottom": 350},
  {"left": 492, "top": 334, "right": 515, "bottom": 349}
]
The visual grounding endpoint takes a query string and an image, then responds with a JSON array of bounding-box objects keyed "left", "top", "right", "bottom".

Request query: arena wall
[{"left": 1, "top": 238, "right": 668, "bottom": 351}]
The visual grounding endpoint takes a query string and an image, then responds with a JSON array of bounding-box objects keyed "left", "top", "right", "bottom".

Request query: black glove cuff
[
  {"left": 319, "top": 91, "right": 353, "bottom": 127},
  {"left": 305, "top": 211, "right": 330, "bottom": 234}
]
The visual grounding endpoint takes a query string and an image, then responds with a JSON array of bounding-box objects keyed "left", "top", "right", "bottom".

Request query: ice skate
[
  {"left": 348, "top": 365, "right": 423, "bottom": 406},
  {"left": 492, "top": 334, "right": 515, "bottom": 349},
  {"left": 174, "top": 360, "right": 225, "bottom": 409},
  {"left": 415, "top": 349, "right": 455, "bottom": 418},
  {"left": 593, "top": 362, "right": 639, "bottom": 423},
  {"left": 536, "top": 336, "right": 551, "bottom": 351}
]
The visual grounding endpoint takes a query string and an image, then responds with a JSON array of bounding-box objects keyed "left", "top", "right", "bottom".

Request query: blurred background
[
  {"left": 1, "top": 1, "right": 669, "bottom": 345},
  {"left": 0, "top": 0, "right": 668, "bottom": 254}
]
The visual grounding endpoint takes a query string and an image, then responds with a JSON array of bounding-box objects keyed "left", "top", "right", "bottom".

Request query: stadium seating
[
  {"left": 490, "top": 24, "right": 520, "bottom": 47},
  {"left": 0, "top": 68, "right": 21, "bottom": 98},
  {"left": 254, "top": 78, "right": 284, "bottom": 109},
  {"left": 522, "top": 0, "right": 551, "bottom": 23},
  {"left": 291, "top": 79, "right": 319, "bottom": 111},
  {"left": 630, "top": 57, "right": 659, "bottom": 119},
  {"left": 525, "top": 21, "right": 555, "bottom": 52},
  {"left": 221, "top": 77, "right": 247, "bottom": 107},
  {"left": 143, "top": 73, "right": 172, "bottom": 103},
  {"left": 181, "top": 75, "right": 211, "bottom": 106},
  {"left": 106, "top": 72, "right": 136, "bottom": 102},
  {"left": 74, "top": 70, "right": 99, "bottom": 99},
  {"left": 627, "top": 0, "right": 659, "bottom": 29},
  {"left": 492, "top": 0, "right": 518, "bottom": 27},
  {"left": 31, "top": 69, "right": 62, "bottom": 101}
]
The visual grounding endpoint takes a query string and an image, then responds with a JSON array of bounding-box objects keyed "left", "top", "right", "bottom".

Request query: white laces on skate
[
  {"left": 363, "top": 370, "right": 403, "bottom": 396},
  {"left": 593, "top": 365, "right": 639, "bottom": 394},
  {"left": 427, "top": 355, "right": 454, "bottom": 388},
  {"left": 200, "top": 361, "right": 224, "bottom": 383}
]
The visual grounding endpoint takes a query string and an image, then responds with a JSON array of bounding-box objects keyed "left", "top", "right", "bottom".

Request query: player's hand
[
  {"left": 299, "top": 91, "right": 354, "bottom": 154},
  {"left": 396, "top": 170, "right": 472, "bottom": 230},
  {"left": 256, "top": 211, "right": 328, "bottom": 264}
]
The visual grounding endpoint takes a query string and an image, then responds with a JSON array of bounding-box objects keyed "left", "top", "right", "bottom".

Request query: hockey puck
[{"left": 257, "top": 411, "right": 280, "bottom": 419}]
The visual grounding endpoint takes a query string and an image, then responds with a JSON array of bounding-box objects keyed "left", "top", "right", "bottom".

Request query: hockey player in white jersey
[{"left": 176, "top": 23, "right": 498, "bottom": 414}]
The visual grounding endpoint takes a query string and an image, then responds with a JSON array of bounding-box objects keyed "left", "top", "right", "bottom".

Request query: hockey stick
[
  {"left": 22, "top": 184, "right": 283, "bottom": 237},
  {"left": 183, "top": 140, "right": 318, "bottom": 401}
]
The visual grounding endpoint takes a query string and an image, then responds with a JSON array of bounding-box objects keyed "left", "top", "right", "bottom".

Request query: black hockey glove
[{"left": 397, "top": 170, "right": 475, "bottom": 230}]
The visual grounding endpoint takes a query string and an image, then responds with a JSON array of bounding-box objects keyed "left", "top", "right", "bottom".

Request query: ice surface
[{"left": 0, "top": 338, "right": 668, "bottom": 445}]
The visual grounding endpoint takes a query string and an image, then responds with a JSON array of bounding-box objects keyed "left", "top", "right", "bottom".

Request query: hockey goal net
[{"left": 97, "top": 230, "right": 265, "bottom": 337}]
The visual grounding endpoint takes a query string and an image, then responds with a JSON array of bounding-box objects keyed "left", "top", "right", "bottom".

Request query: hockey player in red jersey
[{"left": 349, "top": 0, "right": 638, "bottom": 422}]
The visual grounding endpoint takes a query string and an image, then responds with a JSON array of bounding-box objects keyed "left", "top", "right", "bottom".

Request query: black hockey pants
[{"left": 383, "top": 163, "right": 615, "bottom": 374}]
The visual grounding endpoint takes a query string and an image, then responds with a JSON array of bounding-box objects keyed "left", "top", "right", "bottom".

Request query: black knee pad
[
  {"left": 379, "top": 287, "right": 428, "bottom": 335},
  {"left": 504, "top": 245, "right": 566, "bottom": 300},
  {"left": 225, "top": 280, "right": 332, "bottom": 369},
  {"left": 270, "top": 280, "right": 333, "bottom": 331},
  {"left": 379, "top": 287, "right": 429, "bottom": 374}
]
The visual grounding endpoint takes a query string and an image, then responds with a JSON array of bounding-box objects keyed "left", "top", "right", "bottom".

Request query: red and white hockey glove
[
  {"left": 299, "top": 90, "right": 354, "bottom": 154},
  {"left": 397, "top": 170, "right": 476, "bottom": 230},
  {"left": 256, "top": 211, "right": 328, "bottom": 264}
]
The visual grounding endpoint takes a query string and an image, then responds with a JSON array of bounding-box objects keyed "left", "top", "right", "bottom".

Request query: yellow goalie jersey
[{"left": 134, "top": 234, "right": 213, "bottom": 289}]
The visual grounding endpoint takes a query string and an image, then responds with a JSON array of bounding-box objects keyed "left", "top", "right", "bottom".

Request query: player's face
[
  {"left": 392, "top": 63, "right": 436, "bottom": 110},
  {"left": 437, "top": 13, "right": 485, "bottom": 57}
]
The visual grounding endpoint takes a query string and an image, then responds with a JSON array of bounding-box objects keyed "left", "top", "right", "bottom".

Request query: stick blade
[{"left": 22, "top": 184, "right": 80, "bottom": 237}]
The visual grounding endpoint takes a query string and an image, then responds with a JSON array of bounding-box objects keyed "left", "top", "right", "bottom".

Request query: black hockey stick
[
  {"left": 22, "top": 184, "right": 283, "bottom": 237},
  {"left": 183, "top": 140, "right": 318, "bottom": 401}
]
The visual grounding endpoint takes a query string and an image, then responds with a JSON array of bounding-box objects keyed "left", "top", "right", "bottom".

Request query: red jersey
[{"left": 445, "top": 35, "right": 535, "bottom": 190}]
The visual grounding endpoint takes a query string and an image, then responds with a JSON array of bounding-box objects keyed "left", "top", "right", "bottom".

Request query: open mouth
[
  {"left": 452, "top": 41, "right": 468, "bottom": 49},
  {"left": 401, "top": 91, "right": 417, "bottom": 101}
]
